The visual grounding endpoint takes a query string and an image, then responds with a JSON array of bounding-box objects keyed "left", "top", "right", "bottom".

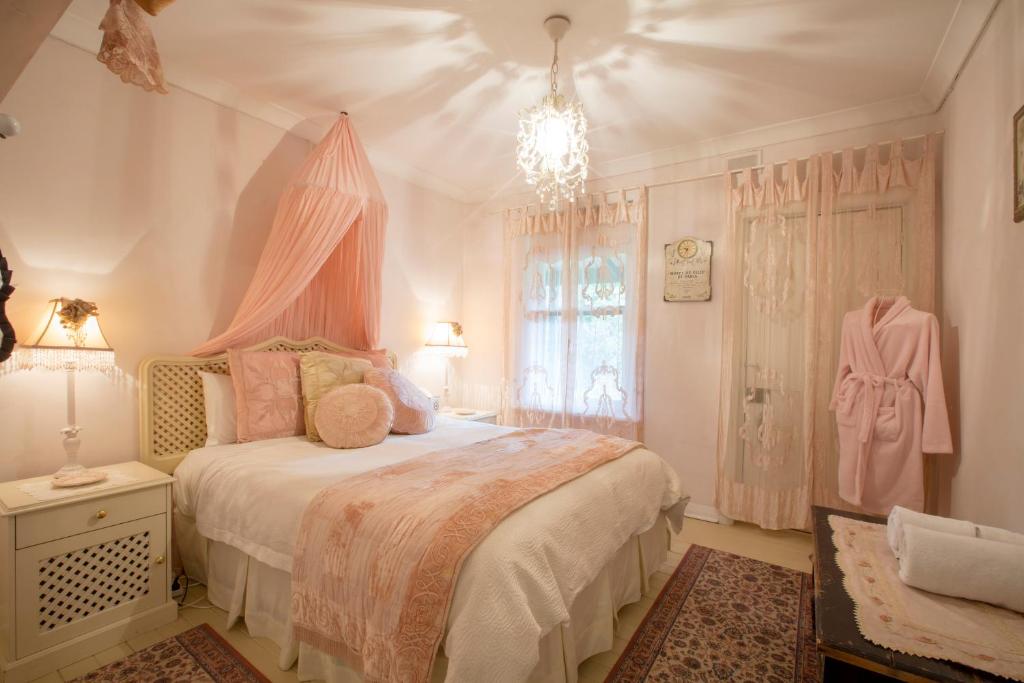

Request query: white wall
[
  {"left": 0, "top": 37, "right": 467, "bottom": 480},
  {"left": 462, "top": 115, "right": 942, "bottom": 513},
  {"left": 938, "top": 1, "right": 1024, "bottom": 532}
]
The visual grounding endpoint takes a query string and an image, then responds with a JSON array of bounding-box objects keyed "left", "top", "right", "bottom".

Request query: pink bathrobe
[{"left": 830, "top": 296, "right": 952, "bottom": 514}]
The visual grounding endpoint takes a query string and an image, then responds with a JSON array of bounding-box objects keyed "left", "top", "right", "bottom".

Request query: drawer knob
[
  {"left": 95, "top": 510, "right": 108, "bottom": 519},
  {"left": 154, "top": 555, "right": 165, "bottom": 565}
]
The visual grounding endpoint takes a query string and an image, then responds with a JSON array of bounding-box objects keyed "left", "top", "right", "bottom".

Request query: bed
[{"left": 140, "top": 337, "right": 688, "bottom": 683}]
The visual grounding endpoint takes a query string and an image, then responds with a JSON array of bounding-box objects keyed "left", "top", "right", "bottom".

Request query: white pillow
[{"left": 199, "top": 371, "right": 237, "bottom": 446}]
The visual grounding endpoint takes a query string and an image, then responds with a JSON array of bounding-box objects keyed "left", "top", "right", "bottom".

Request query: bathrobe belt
[{"left": 846, "top": 372, "right": 909, "bottom": 505}]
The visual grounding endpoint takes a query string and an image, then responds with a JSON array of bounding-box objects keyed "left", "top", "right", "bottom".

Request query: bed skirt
[{"left": 174, "top": 509, "right": 673, "bottom": 683}]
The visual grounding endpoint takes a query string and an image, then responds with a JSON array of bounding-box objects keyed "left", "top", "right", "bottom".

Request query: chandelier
[{"left": 516, "top": 15, "right": 590, "bottom": 210}]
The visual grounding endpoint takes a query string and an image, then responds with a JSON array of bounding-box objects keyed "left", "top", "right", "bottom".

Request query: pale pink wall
[
  {"left": 462, "top": 115, "right": 942, "bottom": 517},
  {"left": 0, "top": 38, "right": 467, "bottom": 480},
  {"left": 938, "top": 1, "right": 1024, "bottom": 532},
  {"left": 378, "top": 173, "right": 469, "bottom": 403}
]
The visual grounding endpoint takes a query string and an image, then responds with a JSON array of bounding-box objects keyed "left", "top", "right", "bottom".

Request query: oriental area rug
[
  {"left": 607, "top": 545, "right": 818, "bottom": 682},
  {"left": 71, "top": 623, "right": 269, "bottom": 682}
]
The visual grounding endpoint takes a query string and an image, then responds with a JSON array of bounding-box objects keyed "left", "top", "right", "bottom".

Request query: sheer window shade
[{"left": 502, "top": 190, "right": 648, "bottom": 440}]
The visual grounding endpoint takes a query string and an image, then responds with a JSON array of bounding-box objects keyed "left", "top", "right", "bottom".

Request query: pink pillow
[
  {"left": 315, "top": 384, "right": 394, "bottom": 449},
  {"left": 228, "top": 350, "right": 304, "bottom": 442},
  {"left": 364, "top": 368, "right": 435, "bottom": 435}
]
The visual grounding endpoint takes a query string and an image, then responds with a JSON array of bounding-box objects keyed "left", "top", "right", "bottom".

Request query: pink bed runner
[
  {"left": 291, "top": 428, "right": 640, "bottom": 683},
  {"left": 829, "top": 515, "right": 1024, "bottom": 681}
]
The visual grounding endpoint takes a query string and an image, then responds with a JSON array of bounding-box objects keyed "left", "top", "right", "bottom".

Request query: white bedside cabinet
[
  {"left": 0, "top": 462, "right": 176, "bottom": 683},
  {"left": 439, "top": 408, "right": 498, "bottom": 424}
]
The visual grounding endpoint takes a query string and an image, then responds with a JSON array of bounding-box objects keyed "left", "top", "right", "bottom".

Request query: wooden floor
[{"left": 31, "top": 518, "right": 813, "bottom": 683}]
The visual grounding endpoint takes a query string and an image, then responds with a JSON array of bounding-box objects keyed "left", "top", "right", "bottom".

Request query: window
[{"left": 502, "top": 192, "right": 647, "bottom": 439}]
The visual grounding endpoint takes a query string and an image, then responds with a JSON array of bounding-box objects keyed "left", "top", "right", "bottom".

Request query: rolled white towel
[
  {"left": 897, "top": 524, "right": 1024, "bottom": 613},
  {"left": 887, "top": 506, "right": 971, "bottom": 553},
  {"left": 886, "top": 506, "right": 1024, "bottom": 556}
]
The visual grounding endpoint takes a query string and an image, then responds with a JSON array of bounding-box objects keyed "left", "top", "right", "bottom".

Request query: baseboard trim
[{"left": 684, "top": 503, "right": 730, "bottom": 525}]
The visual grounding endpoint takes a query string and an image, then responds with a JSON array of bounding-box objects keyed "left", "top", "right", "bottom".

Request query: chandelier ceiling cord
[{"left": 516, "top": 15, "right": 590, "bottom": 210}]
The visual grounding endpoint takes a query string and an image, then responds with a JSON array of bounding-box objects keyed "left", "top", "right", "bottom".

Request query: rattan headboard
[{"left": 138, "top": 336, "right": 398, "bottom": 473}]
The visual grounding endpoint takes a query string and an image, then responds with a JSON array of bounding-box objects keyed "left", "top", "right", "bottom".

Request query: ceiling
[{"left": 53, "top": 0, "right": 993, "bottom": 202}]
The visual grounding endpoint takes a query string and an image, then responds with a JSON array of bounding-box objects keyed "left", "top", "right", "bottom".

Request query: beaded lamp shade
[{"left": 21, "top": 298, "right": 115, "bottom": 372}]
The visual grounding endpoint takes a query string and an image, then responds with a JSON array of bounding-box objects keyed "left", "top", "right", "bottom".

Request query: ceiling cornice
[
  {"left": 50, "top": 1, "right": 995, "bottom": 207},
  {"left": 918, "top": 0, "right": 999, "bottom": 109}
]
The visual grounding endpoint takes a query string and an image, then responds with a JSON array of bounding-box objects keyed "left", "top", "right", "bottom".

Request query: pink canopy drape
[{"left": 192, "top": 115, "right": 387, "bottom": 356}]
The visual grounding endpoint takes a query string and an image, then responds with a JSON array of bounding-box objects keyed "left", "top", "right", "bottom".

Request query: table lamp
[
  {"left": 424, "top": 321, "right": 468, "bottom": 405},
  {"left": 21, "top": 298, "right": 115, "bottom": 486}
]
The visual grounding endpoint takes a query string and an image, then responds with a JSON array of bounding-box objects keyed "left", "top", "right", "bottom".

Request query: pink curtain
[
  {"left": 715, "top": 135, "right": 940, "bottom": 530},
  {"left": 192, "top": 116, "right": 387, "bottom": 356},
  {"left": 811, "top": 135, "right": 940, "bottom": 513}
]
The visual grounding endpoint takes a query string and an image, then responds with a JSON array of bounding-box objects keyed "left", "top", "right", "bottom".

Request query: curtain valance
[{"left": 505, "top": 190, "right": 645, "bottom": 237}]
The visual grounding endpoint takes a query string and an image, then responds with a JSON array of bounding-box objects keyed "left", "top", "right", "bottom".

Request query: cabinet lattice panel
[{"left": 37, "top": 531, "right": 151, "bottom": 632}]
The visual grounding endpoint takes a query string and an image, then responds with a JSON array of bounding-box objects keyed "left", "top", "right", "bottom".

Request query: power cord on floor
[{"left": 174, "top": 572, "right": 217, "bottom": 609}]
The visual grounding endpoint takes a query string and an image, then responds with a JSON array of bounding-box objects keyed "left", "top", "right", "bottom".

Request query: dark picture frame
[{"left": 1015, "top": 103, "right": 1024, "bottom": 223}]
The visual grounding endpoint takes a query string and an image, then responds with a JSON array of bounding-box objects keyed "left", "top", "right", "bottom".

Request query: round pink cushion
[{"left": 314, "top": 384, "right": 394, "bottom": 449}]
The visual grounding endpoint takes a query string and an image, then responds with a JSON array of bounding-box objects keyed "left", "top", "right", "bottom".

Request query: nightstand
[
  {"left": 0, "top": 461, "right": 177, "bottom": 683},
  {"left": 439, "top": 408, "right": 499, "bottom": 424}
]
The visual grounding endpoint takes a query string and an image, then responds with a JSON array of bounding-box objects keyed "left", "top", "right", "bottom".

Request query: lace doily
[{"left": 829, "top": 515, "right": 1024, "bottom": 681}]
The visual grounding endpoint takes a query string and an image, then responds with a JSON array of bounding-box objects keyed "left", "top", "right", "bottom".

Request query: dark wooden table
[{"left": 812, "top": 506, "right": 998, "bottom": 682}]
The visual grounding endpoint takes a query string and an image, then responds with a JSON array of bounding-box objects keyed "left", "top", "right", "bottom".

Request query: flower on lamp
[{"left": 56, "top": 298, "right": 100, "bottom": 346}]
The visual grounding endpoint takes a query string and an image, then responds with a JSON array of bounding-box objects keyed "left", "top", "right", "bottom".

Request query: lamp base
[{"left": 52, "top": 466, "right": 108, "bottom": 488}]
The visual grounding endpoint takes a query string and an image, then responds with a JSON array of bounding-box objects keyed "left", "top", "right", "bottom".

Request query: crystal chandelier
[{"left": 516, "top": 15, "right": 589, "bottom": 210}]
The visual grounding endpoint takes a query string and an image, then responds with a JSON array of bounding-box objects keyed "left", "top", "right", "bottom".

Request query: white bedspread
[{"left": 174, "top": 418, "right": 686, "bottom": 682}]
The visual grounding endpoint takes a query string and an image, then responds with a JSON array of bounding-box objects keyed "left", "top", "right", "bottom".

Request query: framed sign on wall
[{"left": 664, "top": 237, "right": 712, "bottom": 302}]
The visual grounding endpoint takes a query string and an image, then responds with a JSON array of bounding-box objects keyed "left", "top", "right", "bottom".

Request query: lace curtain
[
  {"left": 716, "top": 135, "right": 939, "bottom": 530},
  {"left": 502, "top": 189, "right": 648, "bottom": 440}
]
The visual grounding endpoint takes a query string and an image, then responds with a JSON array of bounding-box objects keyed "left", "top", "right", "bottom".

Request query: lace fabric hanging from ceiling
[{"left": 97, "top": 0, "right": 169, "bottom": 94}]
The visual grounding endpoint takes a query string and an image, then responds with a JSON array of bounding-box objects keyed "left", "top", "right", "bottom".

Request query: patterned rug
[
  {"left": 72, "top": 623, "right": 269, "bottom": 682},
  {"left": 607, "top": 545, "right": 818, "bottom": 682}
]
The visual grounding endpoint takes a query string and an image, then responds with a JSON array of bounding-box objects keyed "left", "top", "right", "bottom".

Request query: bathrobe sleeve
[
  {"left": 912, "top": 314, "right": 953, "bottom": 453},
  {"left": 829, "top": 314, "right": 854, "bottom": 410}
]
